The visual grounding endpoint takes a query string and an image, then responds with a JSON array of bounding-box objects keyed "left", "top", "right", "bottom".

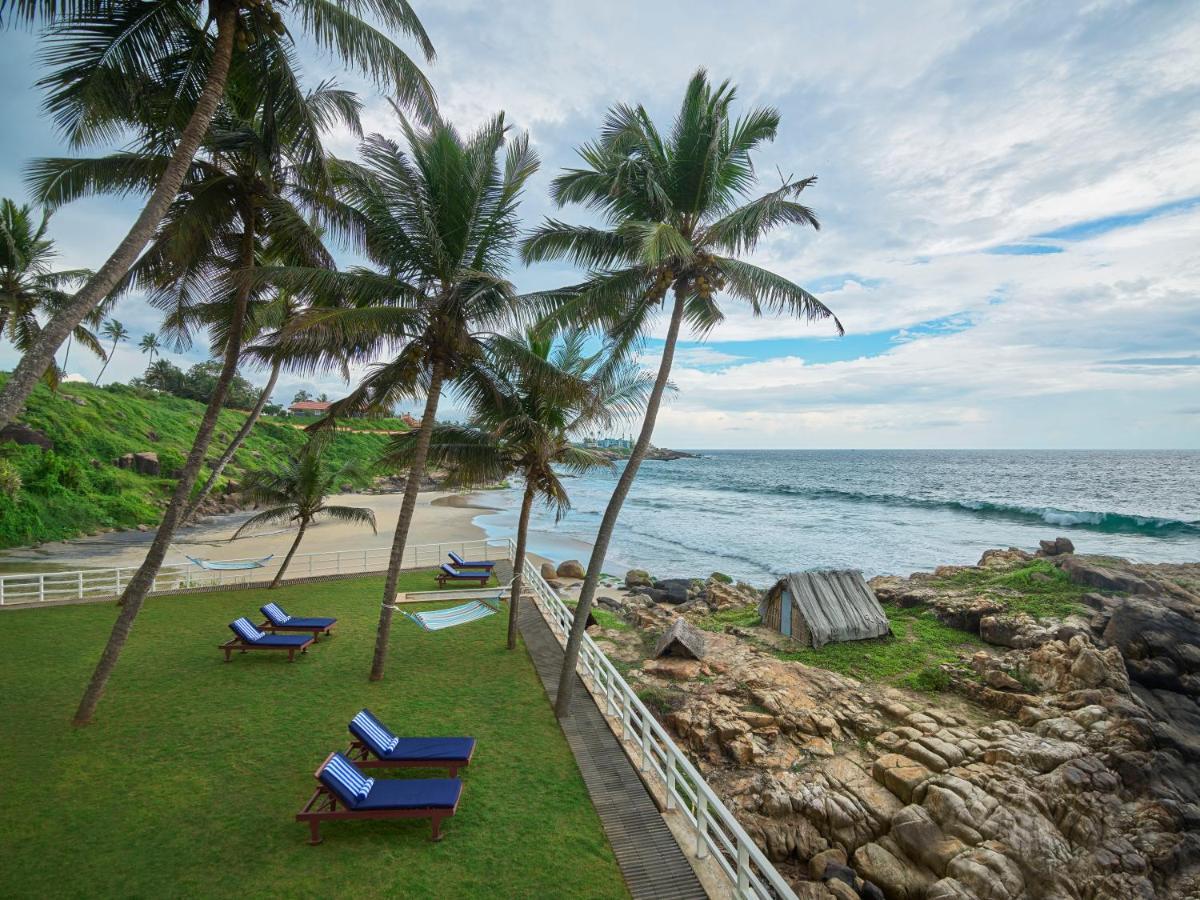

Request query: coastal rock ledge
[{"left": 570, "top": 549, "right": 1200, "bottom": 898}]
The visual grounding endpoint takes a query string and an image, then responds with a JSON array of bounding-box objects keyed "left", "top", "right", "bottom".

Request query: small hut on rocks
[{"left": 760, "top": 570, "right": 891, "bottom": 648}]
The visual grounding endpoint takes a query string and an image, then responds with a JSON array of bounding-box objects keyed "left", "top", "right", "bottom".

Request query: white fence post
[
  {"left": 737, "top": 834, "right": 751, "bottom": 894},
  {"left": 665, "top": 752, "right": 678, "bottom": 810},
  {"left": 695, "top": 792, "right": 709, "bottom": 858},
  {"left": 38, "top": 575, "right": 45, "bottom": 604},
  {"left": 77, "top": 572, "right": 84, "bottom": 599}
]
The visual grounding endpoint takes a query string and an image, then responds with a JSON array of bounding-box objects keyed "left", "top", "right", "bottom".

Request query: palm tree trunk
[
  {"left": 61, "top": 335, "right": 72, "bottom": 373},
  {"left": 184, "top": 358, "right": 280, "bottom": 523},
  {"left": 507, "top": 478, "right": 537, "bottom": 650},
  {"left": 554, "top": 289, "right": 687, "bottom": 719},
  {"left": 0, "top": 1, "right": 238, "bottom": 431},
  {"left": 72, "top": 210, "right": 254, "bottom": 726},
  {"left": 93, "top": 338, "right": 116, "bottom": 385},
  {"left": 368, "top": 360, "right": 446, "bottom": 681},
  {"left": 270, "top": 519, "right": 308, "bottom": 588}
]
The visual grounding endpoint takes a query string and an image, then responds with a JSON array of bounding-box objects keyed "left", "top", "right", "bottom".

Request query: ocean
[{"left": 471, "top": 450, "right": 1200, "bottom": 585}]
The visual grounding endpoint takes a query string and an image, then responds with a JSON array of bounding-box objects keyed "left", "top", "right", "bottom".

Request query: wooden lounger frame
[
  {"left": 218, "top": 634, "right": 314, "bottom": 662},
  {"left": 436, "top": 570, "right": 491, "bottom": 587},
  {"left": 346, "top": 738, "right": 475, "bottom": 778},
  {"left": 296, "top": 753, "right": 461, "bottom": 844},
  {"left": 258, "top": 619, "right": 336, "bottom": 641}
]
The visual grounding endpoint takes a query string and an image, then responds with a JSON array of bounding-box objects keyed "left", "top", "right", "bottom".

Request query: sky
[{"left": 2, "top": 0, "right": 1198, "bottom": 449}]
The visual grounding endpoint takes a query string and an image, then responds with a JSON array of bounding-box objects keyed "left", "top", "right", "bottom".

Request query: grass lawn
[
  {"left": 0, "top": 570, "right": 628, "bottom": 899},
  {"left": 930, "top": 559, "right": 1092, "bottom": 620}
]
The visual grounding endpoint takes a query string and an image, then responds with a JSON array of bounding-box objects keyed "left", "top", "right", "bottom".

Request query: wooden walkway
[{"left": 518, "top": 597, "right": 709, "bottom": 900}]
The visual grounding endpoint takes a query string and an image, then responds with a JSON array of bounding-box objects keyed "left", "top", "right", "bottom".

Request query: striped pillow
[
  {"left": 323, "top": 753, "right": 374, "bottom": 803},
  {"left": 262, "top": 603, "right": 290, "bottom": 625},
  {"left": 353, "top": 709, "right": 400, "bottom": 753},
  {"left": 231, "top": 617, "right": 264, "bottom": 642}
]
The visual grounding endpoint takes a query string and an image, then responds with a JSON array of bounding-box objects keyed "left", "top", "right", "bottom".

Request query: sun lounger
[
  {"left": 259, "top": 602, "right": 337, "bottom": 640},
  {"left": 297, "top": 752, "right": 462, "bottom": 844},
  {"left": 220, "top": 617, "right": 313, "bottom": 662},
  {"left": 347, "top": 708, "right": 476, "bottom": 776},
  {"left": 448, "top": 550, "right": 495, "bottom": 571},
  {"left": 436, "top": 563, "right": 491, "bottom": 586}
]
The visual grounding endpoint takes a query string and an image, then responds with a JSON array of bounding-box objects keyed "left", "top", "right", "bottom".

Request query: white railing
[
  {"left": 519, "top": 549, "right": 797, "bottom": 900},
  {"left": 0, "top": 538, "right": 511, "bottom": 606}
]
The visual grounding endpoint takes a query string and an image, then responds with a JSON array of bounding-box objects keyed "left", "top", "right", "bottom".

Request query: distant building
[
  {"left": 289, "top": 400, "right": 333, "bottom": 417},
  {"left": 759, "top": 570, "right": 892, "bottom": 647},
  {"left": 400, "top": 413, "right": 419, "bottom": 428}
]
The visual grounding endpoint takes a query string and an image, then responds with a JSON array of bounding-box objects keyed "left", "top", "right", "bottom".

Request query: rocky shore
[{"left": 551, "top": 542, "right": 1200, "bottom": 898}]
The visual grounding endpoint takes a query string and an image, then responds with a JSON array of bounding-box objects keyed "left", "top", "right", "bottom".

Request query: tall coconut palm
[
  {"left": 93, "top": 318, "right": 127, "bottom": 383},
  {"left": 0, "top": 198, "right": 104, "bottom": 385},
  {"left": 138, "top": 332, "right": 162, "bottom": 365},
  {"left": 389, "top": 330, "right": 652, "bottom": 649},
  {"left": 0, "top": 0, "right": 435, "bottom": 431},
  {"left": 231, "top": 441, "right": 375, "bottom": 587},
  {"left": 64, "top": 55, "right": 356, "bottom": 725},
  {"left": 261, "top": 113, "right": 539, "bottom": 681},
  {"left": 522, "top": 70, "right": 842, "bottom": 717}
]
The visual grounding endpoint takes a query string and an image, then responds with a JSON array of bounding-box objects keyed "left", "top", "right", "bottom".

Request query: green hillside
[{"left": 0, "top": 378, "right": 403, "bottom": 549}]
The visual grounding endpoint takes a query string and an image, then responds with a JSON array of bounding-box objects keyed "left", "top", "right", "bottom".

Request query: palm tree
[
  {"left": 261, "top": 113, "right": 539, "bottom": 681},
  {"left": 0, "top": 0, "right": 435, "bottom": 432},
  {"left": 65, "top": 55, "right": 357, "bottom": 725},
  {"left": 1, "top": 198, "right": 104, "bottom": 385},
  {"left": 395, "top": 330, "right": 651, "bottom": 649},
  {"left": 522, "top": 70, "right": 842, "bottom": 717},
  {"left": 138, "top": 333, "right": 162, "bottom": 365},
  {"left": 231, "top": 442, "right": 376, "bottom": 587},
  {"left": 93, "top": 318, "right": 128, "bottom": 383}
]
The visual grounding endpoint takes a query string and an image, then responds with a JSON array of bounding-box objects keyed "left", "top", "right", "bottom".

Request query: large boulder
[
  {"left": 116, "top": 451, "right": 160, "bottom": 476},
  {"left": 625, "top": 568, "right": 653, "bottom": 588},
  {"left": 540, "top": 562, "right": 558, "bottom": 581},
  {"left": 556, "top": 559, "right": 585, "bottom": 579},
  {"left": 1060, "top": 555, "right": 1154, "bottom": 595},
  {"left": 654, "top": 617, "right": 707, "bottom": 660},
  {"left": 1103, "top": 597, "right": 1200, "bottom": 694},
  {"left": 646, "top": 577, "right": 695, "bottom": 605},
  {"left": 1037, "top": 536, "right": 1075, "bottom": 556},
  {"left": 0, "top": 423, "right": 52, "bottom": 449}
]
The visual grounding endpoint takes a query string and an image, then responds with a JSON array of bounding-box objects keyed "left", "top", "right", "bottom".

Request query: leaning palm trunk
[
  {"left": 507, "top": 480, "right": 537, "bottom": 650},
  {"left": 73, "top": 215, "right": 254, "bottom": 725},
  {"left": 554, "top": 291, "right": 687, "bottom": 718},
  {"left": 368, "top": 361, "right": 446, "bottom": 681},
  {"left": 184, "top": 359, "right": 281, "bottom": 523},
  {"left": 270, "top": 519, "right": 309, "bottom": 589},
  {"left": 0, "top": 4, "right": 238, "bottom": 430}
]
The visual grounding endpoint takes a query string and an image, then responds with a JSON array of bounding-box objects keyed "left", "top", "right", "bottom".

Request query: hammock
[
  {"left": 186, "top": 554, "right": 274, "bottom": 571},
  {"left": 401, "top": 599, "right": 497, "bottom": 632}
]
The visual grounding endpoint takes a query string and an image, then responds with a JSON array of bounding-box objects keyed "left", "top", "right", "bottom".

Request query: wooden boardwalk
[{"left": 518, "top": 597, "right": 709, "bottom": 900}]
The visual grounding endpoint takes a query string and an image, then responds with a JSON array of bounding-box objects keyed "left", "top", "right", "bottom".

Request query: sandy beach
[{"left": 0, "top": 490, "right": 504, "bottom": 574}]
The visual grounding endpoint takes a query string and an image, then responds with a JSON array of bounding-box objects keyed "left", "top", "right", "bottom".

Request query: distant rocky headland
[{"left": 546, "top": 540, "right": 1200, "bottom": 898}]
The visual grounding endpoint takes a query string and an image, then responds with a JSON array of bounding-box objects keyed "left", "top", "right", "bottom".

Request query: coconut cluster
[{"left": 236, "top": 0, "right": 286, "bottom": 51}]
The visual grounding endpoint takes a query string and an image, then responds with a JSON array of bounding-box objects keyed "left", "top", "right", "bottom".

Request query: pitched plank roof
[{"left": 771, "top": 570, "right": 891, "bottom": 647}]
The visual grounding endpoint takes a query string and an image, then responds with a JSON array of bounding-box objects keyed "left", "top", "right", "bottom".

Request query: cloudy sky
[{"left": 2, "top": 0, "right": 1198, "bottom": 448}]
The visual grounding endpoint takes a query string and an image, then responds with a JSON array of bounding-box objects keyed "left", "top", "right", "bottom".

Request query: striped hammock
[
  {"left": 402, "top": 599, "right": 498, "bottom": 632},
  {"left": 186, "top": 554, "right": 274, "bottom": 571}
]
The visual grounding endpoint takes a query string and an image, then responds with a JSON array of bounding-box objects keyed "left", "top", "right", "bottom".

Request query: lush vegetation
[
  {"left": 775, "top": 604, "right": 985, "bottom": 692},
  {"left": 0, "top": 379, "right": 397, "bottom": 549},
  {"left": 0, "top": 572, "right": 627, "bottom": 898},
  {"left": 931, "top": 559, "right": 1092, "bottom": 620}
]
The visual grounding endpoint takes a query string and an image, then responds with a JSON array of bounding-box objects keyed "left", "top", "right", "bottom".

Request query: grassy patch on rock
[
  {"left": 931, "top": 559, "right": 1091, "bottom": 620},
  {"left": 696, "top": 604, "right": 762, "bottom": 633},
  {"left": 775, "top": 604, "right": 984, "bottom": 692}
]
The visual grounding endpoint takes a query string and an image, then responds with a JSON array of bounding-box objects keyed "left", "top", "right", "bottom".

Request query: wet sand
[{"left": 0, "top": 490, "right": 499, "bottom": 574}]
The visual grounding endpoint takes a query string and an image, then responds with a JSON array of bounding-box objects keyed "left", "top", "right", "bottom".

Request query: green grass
[
  {"left": 0, "top": 571, "right": 627, "bottom": 899},
  {"left": 0, "top": 379, "right": 398, "bottom": 549},
  {"left": 931, "top": 559, "right": 1091, "bottom": 620},
  {"left": 775, "top": 605, "right": 984, "bottom": 692},
  {"left": 696, "top": 604, "right": 762, "bottom": 633}
]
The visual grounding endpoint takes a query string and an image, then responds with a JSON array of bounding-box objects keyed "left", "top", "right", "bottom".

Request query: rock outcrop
[{"left": 583, "top": 545, "right": 1200, "bottom": 898}]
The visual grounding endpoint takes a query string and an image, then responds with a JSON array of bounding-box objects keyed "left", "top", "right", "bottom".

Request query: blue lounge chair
[
  {"left": 436, "top": 563, "right": 491, "bottom": 587},
  {"left": 348, "top": 708, "right": 476, "bottom": 777},
  {"left": 260, "top": 602, "right": 337, "bottom": 640},
  {"left": 297, "top": 751, "right": 462, "bottom": 844},
  {"left": 448, "top": 550, "right": 495, "bottom": 571},
  {"left": 220, "top": 617, "right": 313, "bottom": 662}
]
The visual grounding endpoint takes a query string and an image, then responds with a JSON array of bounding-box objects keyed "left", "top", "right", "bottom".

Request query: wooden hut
[{"left": 759, "top": 570, "right": 891, "bottom": 648}]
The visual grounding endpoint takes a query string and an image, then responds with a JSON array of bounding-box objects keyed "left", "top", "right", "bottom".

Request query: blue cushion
[
  {"left": 251, "top": 634, "right": 311, "bottom": 647},
  {"left": 230, "top": 617, "right": 265, "bottom": 642},
  {"left": 356, "top": 777, "right": 462, "bottom": 811},
  {"left": 261, "top": 603, "right": 290, "bottom": 625},
  {"left": 350, "top": 709, "right": 399, "bottom": 755},
  {"left": 386, "top": 737, "right": 475, "bottom": 763},
  {"left": 319, "top": 753, "right": 374, "bottom": 807},
  {"left": 440, "top": 563, "right": 489, "bottom": 577}
]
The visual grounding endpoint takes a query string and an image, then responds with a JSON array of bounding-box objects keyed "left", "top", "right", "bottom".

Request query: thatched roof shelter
[{"left": 759, "top": 570, "right": 891, "bottom": 648}]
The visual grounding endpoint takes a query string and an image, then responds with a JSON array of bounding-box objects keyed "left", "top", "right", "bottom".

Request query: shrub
[{"left": 0, "top": 458, "right": 21, "bottom": 497}]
